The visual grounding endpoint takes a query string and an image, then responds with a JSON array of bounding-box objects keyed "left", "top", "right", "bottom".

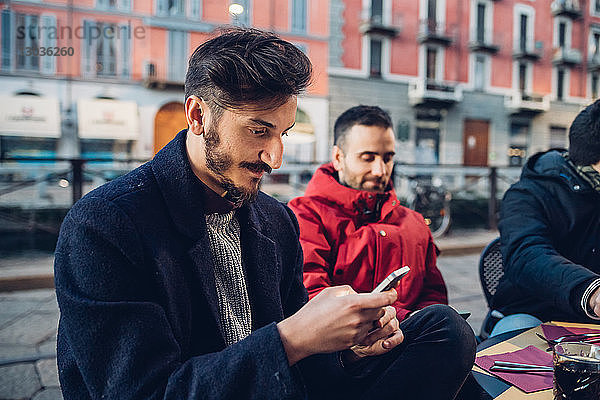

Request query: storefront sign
[
  {"left": 0, "top": 95, "right": 61, "bottom": 138},
  {"left": 77, "top": 98, "right": 140, "bottom": 140}
]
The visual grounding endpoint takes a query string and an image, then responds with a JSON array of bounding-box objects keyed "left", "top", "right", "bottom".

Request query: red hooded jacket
[{"left": 288, "top": 163, "right": 448, "bottom": 320}]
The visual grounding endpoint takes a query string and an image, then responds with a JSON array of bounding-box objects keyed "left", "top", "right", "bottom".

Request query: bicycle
[{"left": 395, "top": 172, "right": 452, "bottom": 238}]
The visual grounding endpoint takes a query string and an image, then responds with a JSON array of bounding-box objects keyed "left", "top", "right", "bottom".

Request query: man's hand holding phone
[{"left": 346, "top": 267, "right": 411, "bottom": 360}]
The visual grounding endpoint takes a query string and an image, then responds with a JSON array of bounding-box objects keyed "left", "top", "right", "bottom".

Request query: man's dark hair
[
  {"left": 569, "top": 99, "right": 600, "bottom": 165},
  {"left": 185, "top": 27, "right": 312, "bottom": 116},
  {"left": 333, "top": 105, "right": 393, "bottom": 150}
]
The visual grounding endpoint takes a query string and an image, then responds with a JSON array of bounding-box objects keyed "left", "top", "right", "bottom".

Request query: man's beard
[{"left": 204, "top": 124, "right": 272, "bottom": 207}]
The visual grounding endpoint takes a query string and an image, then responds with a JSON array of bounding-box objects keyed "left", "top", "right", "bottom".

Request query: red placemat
[
  {"left": 541, "top": 324, "right": 600, "bottom": 341},
  {"left": 475, "top": 345, "right": 553, "bottom": 393}
]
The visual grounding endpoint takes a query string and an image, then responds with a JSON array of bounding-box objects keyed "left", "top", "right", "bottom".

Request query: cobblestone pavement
[{"left": 0, "top": 252, "right": 482, "bottom": 399}]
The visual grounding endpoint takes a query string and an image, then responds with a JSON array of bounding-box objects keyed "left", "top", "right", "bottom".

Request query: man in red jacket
[{"left": 289, "top": 105, "right": 448, "bottom": 321}]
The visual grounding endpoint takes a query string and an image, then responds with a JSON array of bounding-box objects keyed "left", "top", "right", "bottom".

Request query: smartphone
[{"left": 371, "top": 266, "right": 410, "bottom": 293}]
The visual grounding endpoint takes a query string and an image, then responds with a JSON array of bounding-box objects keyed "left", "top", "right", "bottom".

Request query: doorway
[
  {"left": 463, "top": 119, "right": 489, "bottom": 167},
  {"left": 154, "top": 102, "right": 187, "bottom": 154}
]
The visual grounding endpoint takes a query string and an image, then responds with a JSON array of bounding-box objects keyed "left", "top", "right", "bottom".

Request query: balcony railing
[
  {"left": 589, "top": 53, "right": 600, "bottom": 72},
  {"left": 417, "top": 19, "right": 453, "bottom": 46},
  {"left": 359, "top": 10, "right": 402, "bottom": 37},
  {"left": 142, "top": 62, "right": 184, "bottom": 90},
  {"left": 513, "top": 45, "right": 543, "bottom": 61},
  {"left": 552, "top": 47, "right": 582, "bottom": 66},
  {"left": 408, "top": 79, "right": 462, "bottom": 107},
  {"left": 551, "top": 0, "right": 582, "bottom": 19},
  {"left": 505, "top": 92, "right": 550, "bottom": 114},
  {"left": 468, "top": 32, "right": 502, "bottom": 54}
]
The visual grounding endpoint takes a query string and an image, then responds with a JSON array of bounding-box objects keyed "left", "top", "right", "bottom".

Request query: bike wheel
[{"left": 411, "top": 187, "right": 451, "bottom": 238}]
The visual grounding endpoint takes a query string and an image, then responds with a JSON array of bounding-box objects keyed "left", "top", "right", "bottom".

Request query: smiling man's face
[{"left": 332, "top": 124, "right": 396, "bottom": 193}]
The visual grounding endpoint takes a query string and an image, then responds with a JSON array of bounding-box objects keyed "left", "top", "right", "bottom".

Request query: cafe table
[{"left": 472, "top": 321, "right": 600, "bottom": 400}]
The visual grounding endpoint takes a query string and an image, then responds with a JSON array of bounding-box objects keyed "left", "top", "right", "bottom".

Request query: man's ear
[
  {"left": 332, "top": 145, "right": 344, "bottom": 171},
  {"left": 185, "top": 95, "right": 207, "bottom": 136}
]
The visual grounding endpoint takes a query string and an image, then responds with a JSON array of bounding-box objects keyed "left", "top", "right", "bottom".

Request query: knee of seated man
[{"left": 406, "top": 305, "right": 476, "bottom": 351}]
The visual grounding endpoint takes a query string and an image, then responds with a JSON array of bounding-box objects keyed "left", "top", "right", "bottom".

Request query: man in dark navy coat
[
  {"left": 54, "top": 27, "right": 475, "bottom": 399},
  {"left": 491, "top": 99, "right": 600, "bottom": 333}
]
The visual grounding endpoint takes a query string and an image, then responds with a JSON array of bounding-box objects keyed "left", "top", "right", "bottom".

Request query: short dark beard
[{"left": 204, "top": 124, "right": 270, "bottom": 207}]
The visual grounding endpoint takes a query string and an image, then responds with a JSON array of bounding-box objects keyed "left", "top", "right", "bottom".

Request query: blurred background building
[
  {"left": 331, "top": 0, "right": 597, "bottom": 167},
  {"left": 0, "top": 0, "right": 329, "bottom": 163}
]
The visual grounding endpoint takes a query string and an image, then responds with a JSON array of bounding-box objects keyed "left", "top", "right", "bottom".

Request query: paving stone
[
  {"left": 0, "top": 343, "right": 39, "bottom": 360},
  {"left": 437, "top": 253, "right": 486, "bottom": 333},
  {"left": 32, "top": 387, "right": 63, "bottom": 400},
  {"left": 37, "top": 338, "right": 57, "bottom": 356},
  {"left": 0, "top": 312, "right": 59, "bottom": 346},
  {"left": 0, "top": 363, "right": 41, "bottom": 399},
  {"left": 36, "top": 358, "right": 59, "bottom": 387},
  {"left": 0, "top": 300, "right": 44, "bottom": 317},
  {"left": 0, "top": 289, "right": 55, "bottom": 302},
  {"left": 37, "top": 298, "right": 59, "bottom": 314}
]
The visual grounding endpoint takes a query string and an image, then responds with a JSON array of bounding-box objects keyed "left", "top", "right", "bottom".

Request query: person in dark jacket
[
  {"left": 55, "top": 28, "right": 476, "bottom": 399},
  {"left": 289, "top": 106, "right": 448, "bottom": 321},
  {"left": 491, "top": 99, "right": 600, "bottom": 334}
]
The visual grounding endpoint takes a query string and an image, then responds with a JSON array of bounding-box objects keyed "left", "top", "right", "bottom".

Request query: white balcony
[
  {"left": 552, "top": 47, "right": 582, "bottom": 66},
  {"left": 551, "top": 0, "right": 582, "bottom": 19},
  {"left": 359, "top": 9, "right": 402, "bottom": 37},
  {"left": 408, "top": 79, "right": 462, "bottom": 107},
  {"left": 505, "top": 92, "right": 550, "bottom": 114}
]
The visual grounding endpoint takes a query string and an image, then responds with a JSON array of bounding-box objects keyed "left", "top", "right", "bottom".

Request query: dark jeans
[{"left": 315, "top": 304, "right": 477, "bottom": 400}]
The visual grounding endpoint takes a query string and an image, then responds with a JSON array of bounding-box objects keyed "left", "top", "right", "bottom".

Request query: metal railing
[{"left": 0, "top": 157, "right": 522, "bottom": 231}]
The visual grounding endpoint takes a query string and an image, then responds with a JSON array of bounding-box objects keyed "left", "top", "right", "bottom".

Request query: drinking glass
[{"left": 553, "top": 342, "right": 600, "bottom": 400}]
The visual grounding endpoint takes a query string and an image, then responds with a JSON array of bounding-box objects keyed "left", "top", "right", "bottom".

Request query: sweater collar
[{"left": 150, "top": 129, "right": 259, "bottom": 239}]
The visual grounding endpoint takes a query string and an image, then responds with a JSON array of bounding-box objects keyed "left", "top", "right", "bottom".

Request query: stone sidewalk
[{"left": 0, "top": 230, "right": 495, "bottom": 399}]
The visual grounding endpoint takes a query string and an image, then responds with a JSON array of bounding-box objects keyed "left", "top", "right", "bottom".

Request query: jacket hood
[
  {"left": 303, "top": 163, "right": 396, "bottom": 216},
  {"left": 522, "top": 149, "right": 590, "bottom": 193}
]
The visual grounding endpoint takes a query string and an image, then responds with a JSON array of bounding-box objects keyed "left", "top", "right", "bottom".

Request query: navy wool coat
[
  {"left": 493, "top": 150, "right": 600, "bottom": 322},
  {"left": 54, "top": 130, "right": 342, "bottom": 399}
]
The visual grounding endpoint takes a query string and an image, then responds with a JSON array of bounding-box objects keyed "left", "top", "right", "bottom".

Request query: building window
[
  {"left": 592, "top": 73, "right": 599, "bottom": 99},
  {"left": 96, "top": 23, "right": 117, "bottom": 77},
  {"left": 509, "top": 122, "right": 529, "bottom": 166},
  {"left": 82, "top": 20, "right": 131, "bottom": 78},
  {"left": 426, "top": 47, "right": 438, "bottom": 80},
  {"left": 557, "top": 68, "right": 565, "bottom": 100},
  {"left": 558, "top": 21, "right": 566, "bottom": 48},
  {"left": 519, "top": 14, "right": 528, "bottom": 52},
  {"left": 190, "top": 0, "right": 201, "bottom": 19},
  {"left": 168, "top": 30, "right": 187, "bottom": 82},
  {"left": 371, "top": 0, "right": 383, "bottom": 24},
  {"left": 415, "top": 126, "right": 440, "bottom": 165},
  {"left": 590, "top": 31, "right": 600, "bottom": 61},
  {"left": 157, "top": 0, "right": 185, "bottom": 16},
  {"left": 594, "top": 0, "right": 600, "bottom": 16},
  {"left": 476, "top": 3, "right": 486, "bottom": 43},
  {"left": 518, "top": 62, "right": 527, "bottom": 93},
  {"left": 97, "top": 0, "right": 131, "bottom": 11},
  {"left": 427, "top": 0, "right": 437, "bottom": 23},
  {"left": 2, "top": 10, "right": 11, "bottom": 70},
  {"left": 550, "top": 126, "right": 567, "bottom": 149},
  {"left": 370, "top": 38, "right": 382, "bottom": 77},
  {"left": 474, "top": 54, "right": 486, "bottom": 90},
  {"left": 15, "top": 13, "right": 40, "bottom": 71},
  {"left": 291, "top": 0, "right": 307, "bottom": 33}
]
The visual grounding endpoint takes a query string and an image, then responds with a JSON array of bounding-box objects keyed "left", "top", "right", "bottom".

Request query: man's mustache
[{"left": 239, "top": 161, "right": 272, "bottom": 175}]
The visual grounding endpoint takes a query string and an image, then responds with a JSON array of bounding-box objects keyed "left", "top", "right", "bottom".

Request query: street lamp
[{"left": 229, "top": 3, "right": 244, "bottom": 25}]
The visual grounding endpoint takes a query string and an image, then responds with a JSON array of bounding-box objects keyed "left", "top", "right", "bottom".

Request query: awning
[
  {"left": 77, "top": 98, "right": 140, "bottom": 140},
  {"left": 0, "top": 95, "right": 61, "bottom": 138}
]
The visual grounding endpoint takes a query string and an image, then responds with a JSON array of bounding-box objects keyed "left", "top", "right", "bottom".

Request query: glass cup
[{"left": 553, "top": 342, "right": 600, "bottom": 400}]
